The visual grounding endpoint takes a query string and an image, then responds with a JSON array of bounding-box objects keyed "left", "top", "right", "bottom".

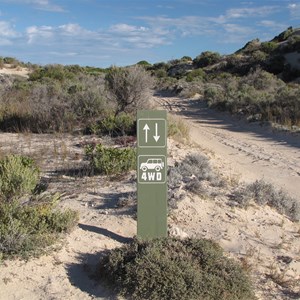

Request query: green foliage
[
  {"left": 252, "top": 50, "right": 268, "bottom": 62},
  {"left": 181, "top": 56, "right": 193, "bottom": 62},
  {"left": 0, "top": 194, "right": 78, "bottom": 259},
  {"left": 84, "top": 66, "right": 108, "bottom": 75},
  {"left": 91, "top": 113, "right": 136, "bottom": 136},
  {"left": 186, "top": 68, "right": 205, "bottom": 82},
  {"left": 0, "top": 155, "right": 39, "bottom": 201},
  {"left": 204, "top": 69, "right": 300, "bottom": 127},
  {"left": 3, "top": 57, "right": 23, "bottom": 67},
  {"left": 193, "top": 51, "right": 221, "bottom": 68},
  {"left": 261, "top": 42, "right": 278, "bottom": 54},
  {"left": 148, "top": 62, "right": 171, "bottom": 78},
  {"left": 85, "top": 144, "right": 136, "bottom": 175},
  {"left": 98, "top": 237, "right": 255, "bottom": 300},
  {"left": 236, "top": 39, "right": 260, "bottom": 54},
  {"left": 136, "top": 60, "right": 152, "bottom": 67},
  {"left": 29, "top": 64, "right": 76, "bottom": 82}
]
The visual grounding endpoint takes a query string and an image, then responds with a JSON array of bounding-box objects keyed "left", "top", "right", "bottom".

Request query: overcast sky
[{"left": 0, "top": 0, "right": 299, "bottom": 67}]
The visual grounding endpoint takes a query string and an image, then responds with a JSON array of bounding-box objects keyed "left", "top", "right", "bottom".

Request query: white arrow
[
  {"left": 153, "top": 123, "right": 160, "bottom": 142},
  {"left": 143, "top": 123, "right": 150, "bottom": 143}
]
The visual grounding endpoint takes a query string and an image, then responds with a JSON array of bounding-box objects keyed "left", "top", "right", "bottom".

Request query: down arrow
[{"left": 153, "top": 123, "right": 160, "bottom": 142}]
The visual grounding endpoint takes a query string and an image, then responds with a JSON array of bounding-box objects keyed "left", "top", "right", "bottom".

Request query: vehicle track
[{"left": 155, "top": 95, "right": 300, "bottom": 199}]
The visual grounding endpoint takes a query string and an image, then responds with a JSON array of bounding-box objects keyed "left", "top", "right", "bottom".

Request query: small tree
[
  {"left": 193, "top": 51, "right": 221, "bottom": 68},
  {"left": 105, "top": 65, "right": 154, "bottom": 115}
]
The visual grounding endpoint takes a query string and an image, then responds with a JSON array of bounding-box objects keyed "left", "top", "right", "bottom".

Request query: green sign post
[{"left": 137, "top": 110, "right": 167, "bottom": 239}]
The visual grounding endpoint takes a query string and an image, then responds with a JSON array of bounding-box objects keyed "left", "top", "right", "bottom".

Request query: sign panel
[
  {"left": 137, "top": 119, "right": 167, "bottom": 148},
  {"left": 137, "top": 110, "right": 167, "bottom": 239},
  {"left": 138, "top": 155, "right": 166, "bottom": 184}
]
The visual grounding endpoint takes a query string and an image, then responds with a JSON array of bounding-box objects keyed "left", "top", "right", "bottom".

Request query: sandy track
[{"left": 155, "top": 95, "right": 300, "bottom": 200}]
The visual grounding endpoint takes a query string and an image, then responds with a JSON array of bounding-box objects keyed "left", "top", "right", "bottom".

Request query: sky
[{"left": 0, "top": 0, "right": 299, "bottom": 67}]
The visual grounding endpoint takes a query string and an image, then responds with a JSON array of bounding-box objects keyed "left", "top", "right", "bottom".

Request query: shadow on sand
[
  {"left": 66, "top": 225, "right": 132, "bottom": 299},
  {"left": 78, "top": 223, "right": 133, "bottom": 243},
  {"left": 177, "top": 98, "right": 300, "bottom": 150}
]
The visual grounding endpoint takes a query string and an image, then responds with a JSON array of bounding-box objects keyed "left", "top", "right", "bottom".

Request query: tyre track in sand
[{"left": 155, "top": 94, "right": 300, "bottom": 200}]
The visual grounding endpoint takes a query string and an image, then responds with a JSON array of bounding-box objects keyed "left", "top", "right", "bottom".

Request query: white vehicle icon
[{"left": 140, "top": 158, "right": 164, "bottom": 172}]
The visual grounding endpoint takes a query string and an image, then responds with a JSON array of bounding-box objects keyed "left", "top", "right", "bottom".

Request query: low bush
[
  {"left": 204, "top": 69, "right": 300, "bottom": 127},
  {"left": 179, "top": 153, "right": 223, "bottom": 186},
  {"left": 232, "top": 179, "right": 300, "bottom": 221},
  {"left": 85, "top": 144, "right": 136, "bottom": 175},
  {"left": 193, "top": 51, "right": 222, "bottom": 68},
  {"left": 0, "top": 71, "right": 110, "bottom": 133},
  {"left": 168, "top": 115, "right": 190, "bottom": 142},
  {"left": 0, "top": 155, "right": 39, "bottom": 201},
  {"left": 0, "top": 154, "right": 78, "bottom": 259},
  {"left": 186, "top": 68, "right": 205, "bottom": 82},
  {"left": 0, "top": 193, "right": 78, "bottom": 259},
  {"left": 91, "top": 113, "right": 136, "bottom": 136},
  {"left": 97, "top": 237, "right": 255, "bottom": 300},
  {"left": 105, "top": 65, "right": 154, "bottom": 115},
  {"left": 168, "top": 153, "right": 224, "bottom": 209}
]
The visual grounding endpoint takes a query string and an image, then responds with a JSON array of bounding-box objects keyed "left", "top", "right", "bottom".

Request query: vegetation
[
  {"left": 168, "top": 115, "right": 190, "bottom": 142},
  {"left": 0, "top": 155, "right": 78, "bottom": 259},
  {"left": 231, "top": 179, "right": 300, "bottom": 221},
  {"left": 193, "top": 51, "right": 222, "bottom": 68},
  {"left": 0, "top": 56, "right": 25, "bottom": 68},
  {"left": 105, "top": 65, "right": 154, "bottom": 115},
  {"left": 89, "top": 113, "right": 136, "bottom": 136},
  {"left": 85, "top": 144, "right": 136, "bottom": 175},
  {"left": 0, "top": 194, "right": 78, "bottom": 259},
  {"left": 1, "top": 27, "right": 300, "bottom": 133},
  {"left": 0, "top": 155, "right": 39, "bottom": 201},
  {"left": 98, "top": 237, "right": 255, "bottom": 300},
  {"left": 0, "top": 67, "right": 110, "bottom": 133},
  {"left": 0, "top": 63, "right": 152, "bottom": 134},
  {"left": 204, "top": 69, "right": 300, "bottom": 127},
  {"left": 168, "top": 153, "right": 225, "bottom": 209}
]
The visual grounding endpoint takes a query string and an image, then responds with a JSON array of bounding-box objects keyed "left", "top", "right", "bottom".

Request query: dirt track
[{"left": 155, "top": 94, "right": 300, "bottom": 200}]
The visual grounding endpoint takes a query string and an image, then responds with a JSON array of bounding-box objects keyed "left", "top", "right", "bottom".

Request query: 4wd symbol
[{"left": 138, "top": 155, "right": 166, "bottom": 184}]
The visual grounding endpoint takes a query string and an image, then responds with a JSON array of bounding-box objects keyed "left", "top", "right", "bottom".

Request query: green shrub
[
  {"left": 0, "top": 193, "right": 78, "bottom": 259},
  {"left": 136, "top": 60, "right": 152, "bottom": 67},
  {"left": 181, "top": 56, "right": 193, "bottom": 62},
  {"left": 261, "top": 42, "right": 278, "bottom": 54},
  {"left": 98, "top": 237, "right": 255, "bottom": 300},
  {"left": 85, "top": 144, "right": 136, "bottom": 175},
  {"left": 193, "top": 51, "right": 221, "bottom": 68},
  {"left": 186, "top": 68, "right": 205, "bottom": 82},
  {"left": 29, "top": 64, "right": 76, "bottom": 82},
  {"left": 92, "top": 113, "right": 136, "bottom": 136},
  {"left": 0, "top": 155, "right": 39, "bottom": 201}
]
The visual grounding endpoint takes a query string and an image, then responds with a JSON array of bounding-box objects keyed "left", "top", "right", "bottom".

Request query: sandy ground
[
  {"left": 0, "top": 65, "right": 30, "bottom": 78},
  {"left": 0, "top": 94, "right": 300, "bottom": 299},
  {"left": 156, "top": 94, "right": 300, "bottom": 200}
]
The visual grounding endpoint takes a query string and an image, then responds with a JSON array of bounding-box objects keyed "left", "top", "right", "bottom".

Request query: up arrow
[
  {"left": 153, "top": 123, "right": 160, "bottom": 142},
  {"left": 143, "top": 124, "right": 150, "bottom": 143}
]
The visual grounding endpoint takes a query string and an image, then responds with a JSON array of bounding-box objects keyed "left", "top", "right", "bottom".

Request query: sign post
[{"left": 137, "top": 110, "right": 167, "bottom": 239}]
